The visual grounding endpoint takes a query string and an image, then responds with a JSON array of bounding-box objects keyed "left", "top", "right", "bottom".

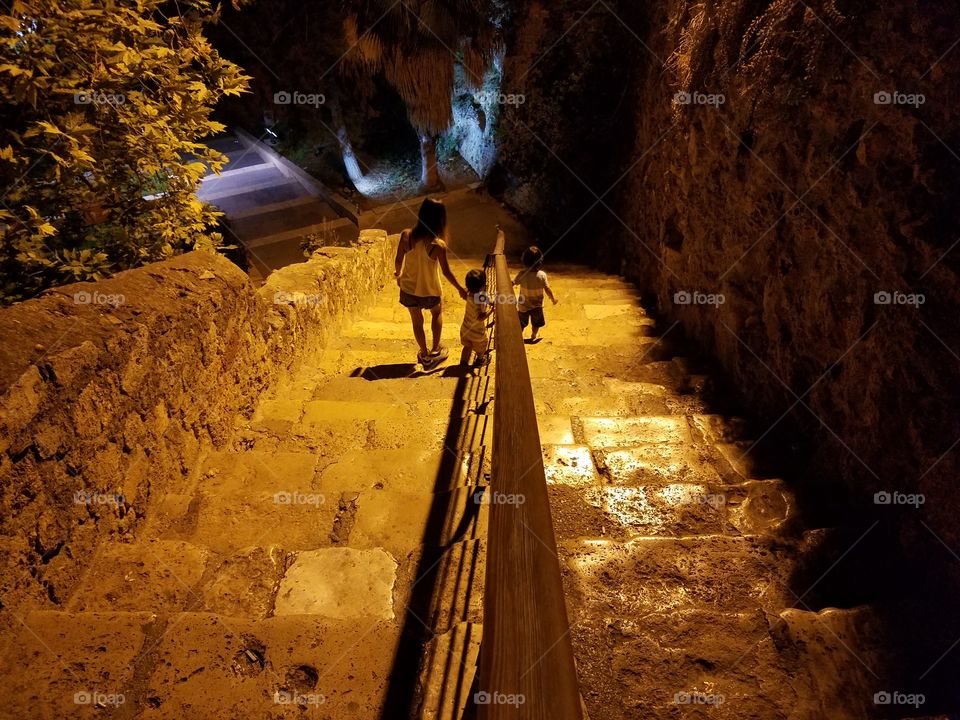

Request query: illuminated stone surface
[
  {"left": 275, "top": 547, "right": 398, "bottom": 619},
  {"left": 531, "top": 267, "right": 886, "bottom": 719}
]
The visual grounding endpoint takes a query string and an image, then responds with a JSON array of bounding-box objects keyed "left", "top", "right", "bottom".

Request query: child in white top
[
  {"left": 460, "top": 269, "right": 492, "bottom": 365},
  {"left": 512, "top": 245, "right": 557, "bottom": 343}
]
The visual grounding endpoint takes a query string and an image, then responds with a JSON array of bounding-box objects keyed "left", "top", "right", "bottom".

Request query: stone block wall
[
  {"left": 496, "top": 0, "right": 960, "bottom": 569},
  {"left": 0, "top": 229, "right": 392, "bottom": 615}
]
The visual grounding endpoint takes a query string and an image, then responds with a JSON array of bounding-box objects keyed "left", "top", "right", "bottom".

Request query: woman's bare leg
[
  {"left": 429, "top": 304, "right": 443, "bottom": 352},
  {"left": 407, "top": 308, "right": 428, "bottom": 355}
]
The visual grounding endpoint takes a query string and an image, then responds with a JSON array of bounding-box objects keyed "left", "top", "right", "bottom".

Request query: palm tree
[{"left": 341, "top": 0, "right": 499, "bottom": 189}]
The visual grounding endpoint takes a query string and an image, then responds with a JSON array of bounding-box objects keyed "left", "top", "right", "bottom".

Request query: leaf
[{"left": 0, "top": 63, "right": 30, "bottom": 77}]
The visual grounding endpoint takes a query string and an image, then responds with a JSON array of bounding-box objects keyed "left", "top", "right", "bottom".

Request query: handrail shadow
[{"left": 378, "top": 334, "right": 495, "bottom": 719}]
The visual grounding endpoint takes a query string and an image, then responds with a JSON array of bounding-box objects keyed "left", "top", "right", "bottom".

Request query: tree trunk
[
  {"left": 329, "top": 95, "right": 365, "bottom": 190},
  {"left": 420, "top": 133, "right": 443, "bottom": 190}
]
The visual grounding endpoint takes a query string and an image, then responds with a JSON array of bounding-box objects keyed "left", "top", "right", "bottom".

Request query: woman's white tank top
[{"left": 399, "top": 234, "right": 443, "bottom": 298}]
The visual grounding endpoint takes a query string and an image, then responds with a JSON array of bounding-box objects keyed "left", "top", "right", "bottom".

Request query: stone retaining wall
[{"left": 0, "top": 229, "right": 392, "bottom": 615}]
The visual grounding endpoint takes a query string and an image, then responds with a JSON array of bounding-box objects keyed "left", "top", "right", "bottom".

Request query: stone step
[
  {"left": 567, "top": 605, "right": 846, "bottom": 719},
  {"left": 197, "top": 164, "right": 286, "bottom": 196},
  {"left": 558, "top": 535, "right": 798, "bottom": 618},
  {"left": 528, "top": 315, "right": 656, "bottom": 337},
  {"left": 232, "top": 198, "right": 342, "bottom": 243},
  {"left": 208, "top": 179, "right": 309, "bottom": 217},
  {"left": 290, "top": 405, "right": 487, "bottom": 458},
  {"left": 592, "top": 443, "right": 725, "bottom": 486},
  {"left": 318, "top": 447, "right": 487, "bottom": 497},
  {"left": 348, "top": 485, "right": 489, "bottom": 560},
  {"left": 416, "top": 622, "right": 482, "bottom": 720},
  {"left": 532, "top": 378, "right": 690, "bottom": 418},
  {"left": 227, "top": 193, "right": 318, "bottom": 220},
  {"left": 579, "top": 415, "right": 693, "bottom": 448},
  {"left": 0, "top": 606, "right": 466, "bottom": 719},
  {"left": 524, "top": 342, "right": 673, "bottom": 378},
  {"left": 548, "top": 474, "right": 793, "bottom": 540},
  {"left": 305, "top": 373, "right": 490, "bottom": 404},
  {"left": 198, "top": 172, "right": 299, "bottom": 204}
]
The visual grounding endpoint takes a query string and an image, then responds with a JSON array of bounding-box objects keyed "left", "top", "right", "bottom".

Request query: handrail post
[{"left": 477, "top": 227, "right": 584, "bottom": 719}]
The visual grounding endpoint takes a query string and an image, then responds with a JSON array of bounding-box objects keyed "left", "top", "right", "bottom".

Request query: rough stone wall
[
  {"left": 0, "top": 230, "right": 391, "bottom": 616},
  {"left": 497, "top": 2, "right": 960, "bottom": 580}
]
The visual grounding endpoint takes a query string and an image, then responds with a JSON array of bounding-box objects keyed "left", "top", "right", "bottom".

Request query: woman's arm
[
  {"left": 435, "top": 241, "right": 468, "bottom": 299},
  {"left": 394, "top": 231, "right": 408, "bottom": 284}
]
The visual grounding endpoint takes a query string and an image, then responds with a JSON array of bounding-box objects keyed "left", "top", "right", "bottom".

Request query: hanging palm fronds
[
  {"left": 341, "top": 0, "right": 500, "bottom": 135},
  {"left": 386, "top": 45, "right": 456, "bottom": 134}
]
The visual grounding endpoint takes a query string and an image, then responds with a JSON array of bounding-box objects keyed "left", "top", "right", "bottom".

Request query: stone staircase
[
  {"left": 525, "top": 264, "right": 888, "bottom": 720},
  {"left": 0, "top": 257, "right": 491, "bottom": 719},
  {"left": 0, "top": 255, "right": 896, "bottom": 720},
  {"left": 197, "top": 134, "right": 358, "bottom": 279}
]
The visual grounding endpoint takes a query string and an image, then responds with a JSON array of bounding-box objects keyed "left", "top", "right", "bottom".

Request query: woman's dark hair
[
  {"left": 411, "top": 197, "right": 447, "bottom": 242},
  {"left": 465, "top": 268, "right": 486, "bottom": 294},
  {"left": 522, "top": 245, "right": 544, "bottom": 268}
]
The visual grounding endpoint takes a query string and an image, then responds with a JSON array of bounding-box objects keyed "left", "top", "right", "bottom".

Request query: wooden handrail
[{"left": 477, "top": 228, "right": 584, "bottom": 719}]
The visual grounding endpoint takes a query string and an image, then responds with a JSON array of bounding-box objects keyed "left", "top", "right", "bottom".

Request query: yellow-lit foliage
[{"left": 0, "top": 0, "right": 250, "bottom": 302}]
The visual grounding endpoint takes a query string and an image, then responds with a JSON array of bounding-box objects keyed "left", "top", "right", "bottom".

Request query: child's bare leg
[
  {"left": 459, "top": 346, "right": 472, "bottom": 365},
  {"left": 407, "top": 308, "right": 428, "bottom": 356},
  {"left": 429, "top": 305, "right": 443, "bottom": 352},
  {"left": 531, "top": 326, "right": 540, "bottom": 340}
]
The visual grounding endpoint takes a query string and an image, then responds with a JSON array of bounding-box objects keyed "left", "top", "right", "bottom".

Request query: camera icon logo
[
  {"left": 673, "top": 91, "right": 691, "bottom": 106},
  {"left": 74, "top": 691, "right": 93, "bottom": 705},
  {"left": 273, "top": 91, "right": 292, "bottom": 105},
  {"left": 474, "top": 691, "right": 491, "bottom": 705},
  {"left": 874, "top": 491, "right": 892, "bottom": 505},
  {"left": 73, "top": 291, "right": 92, "bottom": 304},
  {"left": 873, "top": 291, "right": 891, "bottom": 305},
  {"left": 873, "top": 691, "right": 891, "bottom": 705},
  {"left": 73, "top": 92, "right": 93, "bottom": 105},
  {"left": 673, "top": 290, "right": 691, "bottom": 305},
  {"left": 873, "top": 91, "right": 892, "bottom": 105},
  {"left": 273, "top": 491, "right": 292, "bottom": 505}
]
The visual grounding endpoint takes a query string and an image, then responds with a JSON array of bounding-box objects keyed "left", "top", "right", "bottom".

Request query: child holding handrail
[{"left": 460, "top": 269, "right": 492, "bottom": 366}]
